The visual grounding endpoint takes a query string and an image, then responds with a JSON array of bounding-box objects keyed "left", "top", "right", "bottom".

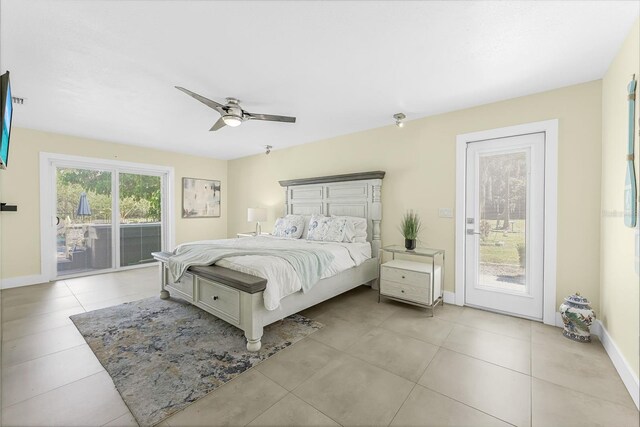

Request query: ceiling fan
[{"left": 175, "top": 86, "right": 296, "bottom": 131}]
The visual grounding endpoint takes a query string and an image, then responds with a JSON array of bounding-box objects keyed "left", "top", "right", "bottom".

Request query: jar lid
[{"left": 564, "top": 292, "right": 591, "bottom": 305}]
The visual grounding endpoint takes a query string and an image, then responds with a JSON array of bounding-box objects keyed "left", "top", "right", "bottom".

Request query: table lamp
[{"left": 247, "top": 208, "right": 267, "bottom": 236}]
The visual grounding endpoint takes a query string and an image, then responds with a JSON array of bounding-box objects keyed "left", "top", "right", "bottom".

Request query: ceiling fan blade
[
  {"left": 246, "top": 112, "right": 296, "bottom": 123},
  {"left": 210, "top": 117, "right": 226, "bottom": 131},
  {"left": 175, "top": 86, "right": 225, "bottom": 113}
]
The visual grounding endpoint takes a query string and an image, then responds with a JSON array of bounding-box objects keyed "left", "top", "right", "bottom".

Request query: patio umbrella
[{"left": 76, "top": 192, "right": 92, "bottom": 219}]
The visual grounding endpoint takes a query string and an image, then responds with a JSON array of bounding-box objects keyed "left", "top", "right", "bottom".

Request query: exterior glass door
[
  {"left": 465, "top": 133, "right": 545, "bottom": 319},
  {"left": 119, "top": 172, "right": 162, "bottom": 267},
  {"left": 54, "top": 165, "right": 165, "bottom": 278},
  {"left": 56, "top": 167, "right": 113, "bottom": 276}
]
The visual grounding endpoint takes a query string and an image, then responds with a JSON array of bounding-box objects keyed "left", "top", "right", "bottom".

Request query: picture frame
[{"left": 182, "top": 177, "right": 221, "bottom": 218}]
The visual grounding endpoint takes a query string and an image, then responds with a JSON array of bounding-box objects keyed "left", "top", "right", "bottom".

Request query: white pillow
[
  {"left": 307, "top": 214, "right": 348, "bottom": 242},
  {"left": 300, "top": 215, "right": 312, "bottom": 239},
  {"left": 352, "top": 217, "right": 368, "bottom": 243},
  {"left": 332, "top": 215, "right": 368, "bottom": 243},
  {"left": 343, "top": 219, "right": 356, "bottom": 242},
  {"left": 272, "top": 215, "right": 305, "bottom": 239}
]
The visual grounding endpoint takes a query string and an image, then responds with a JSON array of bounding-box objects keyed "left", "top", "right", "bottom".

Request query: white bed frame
[{"left": 156, "top": 171, "right": 385, "bottom": 351}]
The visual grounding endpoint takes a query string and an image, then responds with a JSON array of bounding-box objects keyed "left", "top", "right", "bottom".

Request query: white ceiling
[{"left": 1, "top": 1, "right": 638, "bottom": 160}]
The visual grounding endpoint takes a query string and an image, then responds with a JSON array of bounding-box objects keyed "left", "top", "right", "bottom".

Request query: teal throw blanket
[{"left": 168, "top": 245, "right": 335, "bottom": 293}]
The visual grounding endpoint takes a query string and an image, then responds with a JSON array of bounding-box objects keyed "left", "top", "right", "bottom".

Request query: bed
[{"left": 153, "top": 171, "right": 384, "bottom": 351}]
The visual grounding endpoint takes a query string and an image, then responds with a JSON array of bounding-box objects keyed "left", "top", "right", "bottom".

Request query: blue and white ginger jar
[{"left": 559, "top": 292, "right": 595, "bottom": 343}]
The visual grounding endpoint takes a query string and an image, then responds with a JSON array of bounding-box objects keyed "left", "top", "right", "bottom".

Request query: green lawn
[{"left": 479, "top": 220, "right": 525, "bottom": 265}]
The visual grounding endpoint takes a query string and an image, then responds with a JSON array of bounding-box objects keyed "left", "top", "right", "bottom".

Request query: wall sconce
[{"left": 393, "top": 113, "right": 406, "bottom": 128}]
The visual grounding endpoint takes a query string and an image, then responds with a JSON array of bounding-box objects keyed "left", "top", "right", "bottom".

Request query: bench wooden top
[{"left": 152, "top": 251, "right": 267, "bottom": 294}]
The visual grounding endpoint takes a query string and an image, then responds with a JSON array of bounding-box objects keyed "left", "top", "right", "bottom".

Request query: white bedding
[{"left": 174, "top": 236, "right": 371, "bottom": 310}]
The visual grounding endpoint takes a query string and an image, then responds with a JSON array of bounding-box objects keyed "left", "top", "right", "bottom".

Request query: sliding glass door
[
  {"left": 44, "top": 154, "right": 173, "bottom": 280},
  {"left": 56, "top": 167, "right": 113, "bottom": 276},
  {"left": 118, "top": 172, "right": 162, "bottom": 268}
]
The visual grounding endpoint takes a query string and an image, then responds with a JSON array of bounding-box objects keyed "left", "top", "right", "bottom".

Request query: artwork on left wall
[{"left": 182, "top": 177, "right": 221, "bottom": 218}]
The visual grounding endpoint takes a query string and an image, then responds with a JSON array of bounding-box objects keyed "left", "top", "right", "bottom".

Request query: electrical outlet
[{"left": 438, "top": 208, "right": 453, "bottom": 218}]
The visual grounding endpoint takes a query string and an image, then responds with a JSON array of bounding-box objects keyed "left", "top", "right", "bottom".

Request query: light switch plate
[{"left": 439, "top": 208, "right": 453, "bottom": 218}]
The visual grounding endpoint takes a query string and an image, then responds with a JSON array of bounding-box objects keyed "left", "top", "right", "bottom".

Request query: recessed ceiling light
[{"left": 393, "top": 113, "right": 406, "bottom": 128}]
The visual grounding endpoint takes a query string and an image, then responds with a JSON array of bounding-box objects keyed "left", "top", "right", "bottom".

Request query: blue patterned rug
[{"left": 70, "top": 297, "right": 322, "bottom": 426}]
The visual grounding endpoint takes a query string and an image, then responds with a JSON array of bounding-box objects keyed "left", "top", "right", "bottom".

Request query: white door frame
[
  {"left": 455, "top": 120, "right": 558, "bottom": 325},
  {"left": 39, "top": 152, "right": 175, "bottom": 281}
]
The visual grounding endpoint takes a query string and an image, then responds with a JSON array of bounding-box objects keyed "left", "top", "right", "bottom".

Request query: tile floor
[{"left": 1, "top": 267, "right": 638, "bottom": 426}]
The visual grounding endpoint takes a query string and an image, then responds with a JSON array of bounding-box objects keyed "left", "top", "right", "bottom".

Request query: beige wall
[
  {"left": 229, "top": 81, "right": 603, "bottom": 312},
  {"left": 3, "top": 81, "right": 605, "bottom": 319},
  {"left": 600, "top": 18, "right": 639, "bottom": 377},
  {"left": 0, "top": 128, "right": 228, "bottom": 280}
]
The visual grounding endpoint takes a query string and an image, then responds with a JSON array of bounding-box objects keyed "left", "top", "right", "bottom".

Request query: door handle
[{"left": 466, "top": 229, "right": 481, "bottom": 235}]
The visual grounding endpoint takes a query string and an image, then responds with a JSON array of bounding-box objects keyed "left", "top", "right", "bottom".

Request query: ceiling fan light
[{"left": 222, "top": 115, "right": 242, "bottom": 127}]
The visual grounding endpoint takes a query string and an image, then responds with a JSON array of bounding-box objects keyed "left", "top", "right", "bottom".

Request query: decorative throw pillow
[
  {"left": 306, "top": 214, "right": 330, "bottom": 241},
  {"left": 307, "top": 215, "right": 348, "bottom": 242},
  {"left": 324, "top": 217, "right": 348, "bottom": 242},
  {"left": 272, "top": 215, "right": 305, "bottom": 239},
  {"left": 332, "top": 215, "right": 368, "bottom": 243}
]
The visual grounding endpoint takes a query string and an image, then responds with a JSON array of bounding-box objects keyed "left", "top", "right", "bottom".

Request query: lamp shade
[{"left": 247, "top": 207, "right": 267, "bottom": 222}]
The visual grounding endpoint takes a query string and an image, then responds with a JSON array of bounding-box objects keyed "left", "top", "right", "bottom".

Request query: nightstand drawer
[
  {"left": 381, "top": 265, "right": 428, "bottom": 286},
  {"left": 196, "top": 277, "right": 241, "bottom": 324},
  {"left": 380, "top": 280, "right": 430, "bottom": 305},
  {"left": 167, "top": 272, "right": 194, "bottom": 298}
]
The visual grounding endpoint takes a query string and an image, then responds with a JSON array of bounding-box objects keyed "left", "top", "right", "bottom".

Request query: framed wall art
[
  {"left": 182, "top": 177, "right": 221, "bottom": 218},
  {"left": 624, "top": 74, "right": 637, "bottom": 228}
]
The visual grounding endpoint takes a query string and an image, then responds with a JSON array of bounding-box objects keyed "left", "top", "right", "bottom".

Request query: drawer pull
[
  {"left": 212, "top": 296, "right": 219, "bottom": 301},
  {"left": 402, "top": 275, "right": 406, "bottom": 279},
  {"left": 401, "top": 289, "right": 405, "bottom": 293}
]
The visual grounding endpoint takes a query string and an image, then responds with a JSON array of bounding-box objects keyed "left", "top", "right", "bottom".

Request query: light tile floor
[{"left": 1, "top": 267, "right": 638, "bottom": 426}]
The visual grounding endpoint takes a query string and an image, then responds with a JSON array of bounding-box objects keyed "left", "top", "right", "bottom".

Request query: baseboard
[
  {"left": 553, "top": 312, "right": 639, "bottom": 409},
  {"left": 443, "top": 291, "right": 455, "bottom": 304},
  {"left": 594, "top": 319, "right": 639, "bottom": 409},
  {"left": 1, "top": 274, "right": 49, "bottom": 290}
]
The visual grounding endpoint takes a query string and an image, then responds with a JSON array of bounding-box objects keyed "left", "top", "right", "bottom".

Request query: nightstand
[
  {"left": 379, "top": 245, "right": 445, "bottom": 315},
  {"left": 236, "top": 232, "right": 270, "bottom": 238}
]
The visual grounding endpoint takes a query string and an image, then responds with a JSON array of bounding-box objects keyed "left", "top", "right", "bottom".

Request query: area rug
[{"left": 70, "top": 297, "right": 323, "bottom": 426}]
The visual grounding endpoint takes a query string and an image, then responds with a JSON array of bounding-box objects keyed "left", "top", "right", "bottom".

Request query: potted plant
[{"left": 400, "top": 210, "right": 421, "bottom": 250}]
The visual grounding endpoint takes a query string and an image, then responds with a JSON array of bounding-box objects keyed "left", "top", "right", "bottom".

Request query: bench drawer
[
  {"left": 167, "top": 272, "right": 194, "bottom": 299},
  {"left": 196, "top": 277, "right": 241, "bottom": 324}
]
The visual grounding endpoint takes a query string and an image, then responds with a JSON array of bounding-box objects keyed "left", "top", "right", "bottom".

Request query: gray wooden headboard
[{"left": 279, "top": 171, "right": 385, "bottom": 256}]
